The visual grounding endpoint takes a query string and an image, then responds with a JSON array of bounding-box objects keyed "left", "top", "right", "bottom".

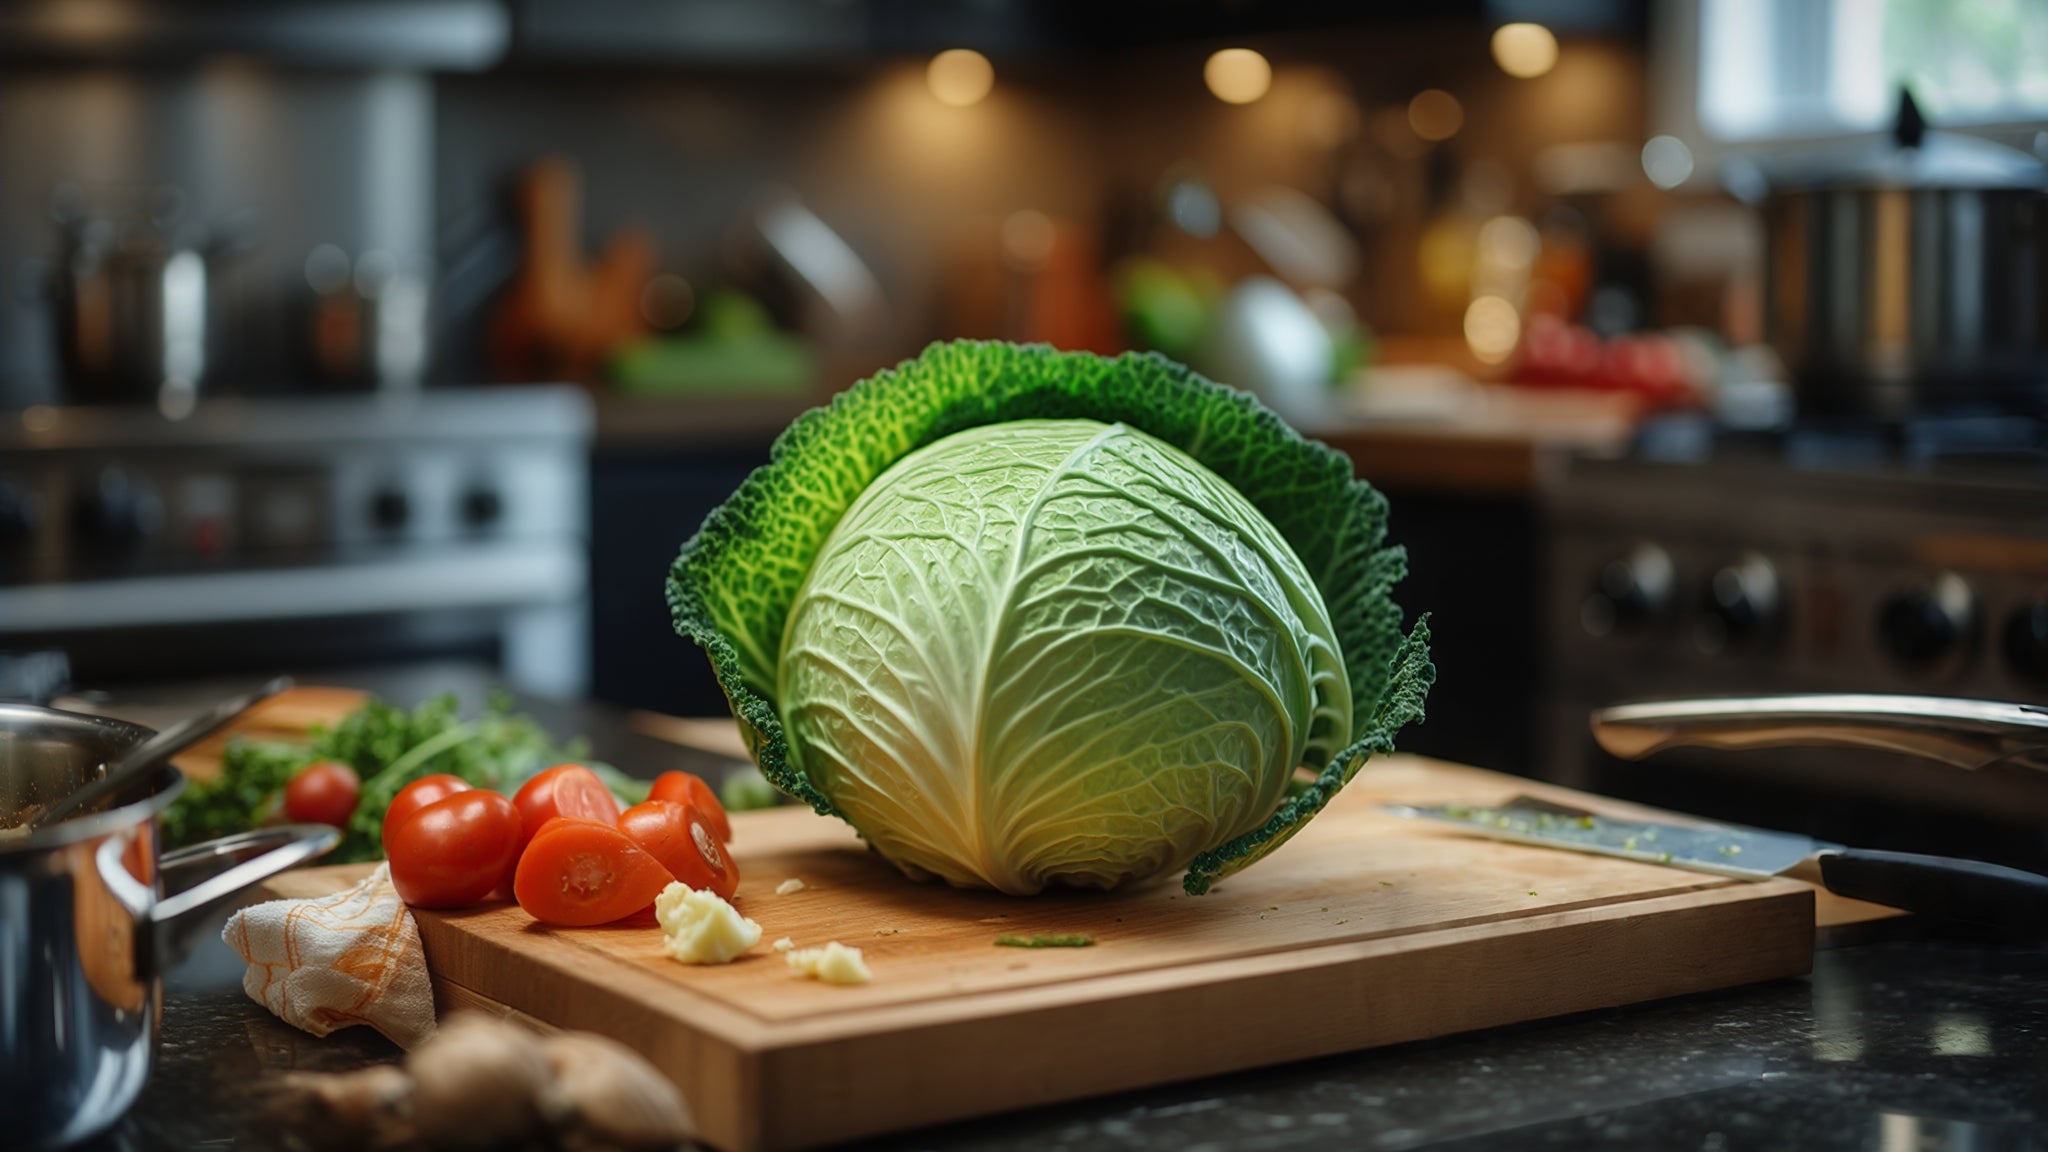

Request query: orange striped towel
[{"left": 222, "top": 863, "right": 436, "bottom": 1049}]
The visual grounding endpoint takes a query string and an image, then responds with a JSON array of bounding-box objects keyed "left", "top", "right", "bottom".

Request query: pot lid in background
[{"left": 1725, "top": 89, "right": 2047, "bottom": 198}]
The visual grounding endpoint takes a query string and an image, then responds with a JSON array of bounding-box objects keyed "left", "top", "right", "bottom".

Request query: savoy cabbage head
[{"left": 668, "top": 341, "right": 1433, "bottom": 895}]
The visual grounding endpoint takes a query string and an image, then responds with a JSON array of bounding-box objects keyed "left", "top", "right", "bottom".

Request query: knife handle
[{"left": 1818, "top": 849, "right": 2048, "bottom": 942}]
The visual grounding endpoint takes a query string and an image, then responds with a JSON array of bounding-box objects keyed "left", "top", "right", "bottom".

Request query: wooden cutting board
[{"left": 265, "top": 754, "right": 1817, "bottom": 1152}]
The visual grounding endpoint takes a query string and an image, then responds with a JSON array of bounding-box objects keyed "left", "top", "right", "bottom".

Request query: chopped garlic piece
[
  {"left": 775, "top": 878, "right": 806, "bottom": 895},
  {"left": 786, "top": 941, "right": 871, "bottom": 985},
  {"left": 654, "top": 883, "right": 760, "bottom": 965},
  {"left": 771, "top": 936, "right": 796, "bottom": 952}
]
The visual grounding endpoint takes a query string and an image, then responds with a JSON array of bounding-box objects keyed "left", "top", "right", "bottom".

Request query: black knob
[
  {"left": 460, "top": 485, "right": 502, "bottom": 530},
  {"left": 1877, "top": 573, "right": 1975, "bottom": 675},
  {"left": 2004, "top": 601, "right": 2048, "bottom": 685},
  {"left": 71, "top": 468, "right": 159, "bottom": 547},
  {"left": 0, "top": 481, "right": 40, "bottom": 541},
  {"left": 1696, "top": 553, "right": 1781, "bottom": 655},
  {"left": 369, "top": 487, "right": 410, "bottom": 533},
  {"left": 1581, "top": 543, "right": 1675, "bottom": 637}
]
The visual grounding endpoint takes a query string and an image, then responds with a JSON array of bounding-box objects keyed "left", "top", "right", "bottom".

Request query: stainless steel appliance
[
  {"left": 1, "top": 702, "right": 335, "bottom": 1150},
  {"left": 1748, "top": 93, "right": 2048, "bottom": 420},
  {"left": 0, "top": 387, "right": 591, "bottom": 697},
  {"left": 1542, "top": 416, "right": 2048, "bottom": 856}
]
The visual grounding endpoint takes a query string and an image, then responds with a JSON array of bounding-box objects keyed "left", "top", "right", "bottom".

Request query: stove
[
  {"left": 0, "top": 388, "right": 590, "bottom": 697},
  {"left": 1542, "top": 413, "right": 2048, "bottom": 865}
]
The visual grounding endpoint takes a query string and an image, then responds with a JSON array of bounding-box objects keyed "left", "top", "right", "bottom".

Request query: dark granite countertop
[
  {"left": 96, "top": 932, "right": 2048, "bottom": 1151},
  {"left": 62, "top": 668, "right": 2048, "bottom": 1150}
]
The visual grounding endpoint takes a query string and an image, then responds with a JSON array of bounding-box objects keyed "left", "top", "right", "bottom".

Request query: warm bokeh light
[
  {"left": 1303, "top": 90, "right": 1360, "bottom": 148},
  {"left": 1204, "top": 48, "right": 1272, "bottom": 105},
  {"left": 927, "top": 48, "right": 994, "bottom": 107},
  {"left": 1641, "top": 134, "right": 1697, "bottom": 189},
  {"left": 1491, "top": 23, "right": 1559, "bottom": 79},
  {"left": 1464, "top": 295, "right": 1522, "bottom": 364},
  {"left": 1407, "top": 88, "right": 1463, "bottom": 141},
  {"left": 1001, "top": 209, "right": 1056, "bottom": 270}
]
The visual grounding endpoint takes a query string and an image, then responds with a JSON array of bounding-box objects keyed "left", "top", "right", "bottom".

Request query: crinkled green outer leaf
[
  {"left": 667, "top": 340, "right": 1433, "bottom": 891},
  {"left": 780, "top": 420, "right": 1348, "bottom": 894}
]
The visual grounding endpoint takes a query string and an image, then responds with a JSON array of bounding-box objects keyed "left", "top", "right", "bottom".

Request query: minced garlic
[
  {"left": 785, "top": 941, "right": 871, "bottom": 985},
  {"left": 654, "top": 883, "right": 760, "bottom": 965},
  {"left": 771, "top": 936, "right": 796, "bottom": 952},
  {"left": 774, "top": 878, "right": 806, "bottom": 895}
]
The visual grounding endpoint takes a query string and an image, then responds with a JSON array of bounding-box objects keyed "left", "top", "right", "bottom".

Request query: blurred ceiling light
[
  {"left": 1204, "top": 48, "right": 1272, "bottom": 105},
  {"left": 1407, "top": 89, "right": 1463, "bottom": 142},
  {"left": 1464, "top": 295, "right": 1522, "bottom": 365},
  {"left": 35, "top": 0, "right": 134, "bottom": 46},
  {"left": 1001, "top": 209, "right": 1057, "bottom": 271},
  {"left": 927, "top": 48, "right": 994, "bottom": 107},
  {"left": 1490, "top": 23, "right": 1558, "bottom": 79},
  {"left": 1641, "top": 134, "right": 1696, "bottom": 189}
]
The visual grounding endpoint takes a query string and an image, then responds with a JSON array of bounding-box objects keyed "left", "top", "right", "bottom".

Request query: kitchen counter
[
  {"left": 110, "top": 931, "right": 2048, "bottom": 1150},
  {"left": 78, "top": 674, "right": 2048, "bottom": 1150}
]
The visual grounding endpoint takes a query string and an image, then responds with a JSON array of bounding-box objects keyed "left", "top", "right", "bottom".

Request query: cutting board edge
[
  {"left": 744, "top": 879, "right": 1816, "bottom": 1151},
  {"left": 399, "top": 879, "right": 1814, "bottom": 1152}
]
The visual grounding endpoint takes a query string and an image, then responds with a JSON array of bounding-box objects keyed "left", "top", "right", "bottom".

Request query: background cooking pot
[
  {"left": 0, "top": 703, "right": 336, "bottom": 1151},
  {"left": 49, "top": 184, "right": 256, "bottom": 413},
  {"left": 1739, "top": 91, "right": 2048, "bottom": 421}
]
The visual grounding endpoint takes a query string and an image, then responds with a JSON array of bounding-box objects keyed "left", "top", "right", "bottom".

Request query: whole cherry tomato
[
  {"left": 513, "top": 817, "right": 675, "bottom": 926},
  {"left": 381, "top": 774, "right": 474, "bottom": 857},
  {"left": 283, "top": 760, "right": 360, "bottom": 828},
  {"left": 647, "top": 771, "right": 731, "bottom": 843},
  {"left": 617, "top": 799, "right": 739, "bottom": 900},
  {"left": 386, "top": 790, "right": 522, "bottom": 909},
  {"left": 512, "top": 764, "right": 622, "bottom": 853}
]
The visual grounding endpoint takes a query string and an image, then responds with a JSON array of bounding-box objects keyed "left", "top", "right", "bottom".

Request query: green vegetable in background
[
  {"left": 668, "top": 340, "right": 1433, "bottom": 896},
  {"left": 163, "top": 694, "right": 640, "bottom": 865}
]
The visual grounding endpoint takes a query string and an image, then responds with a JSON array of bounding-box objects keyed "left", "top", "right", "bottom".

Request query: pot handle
[
  {"left": 99, "top": 825, "right": 339, "bottom": 977},
  {"left": 1591, "top": 694, "right": 2048, "bottom": 773}
]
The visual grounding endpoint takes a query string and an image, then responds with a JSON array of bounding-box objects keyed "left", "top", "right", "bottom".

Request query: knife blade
[{"left": 1380, "top": 795, "right": 2048, "bottom": 940}]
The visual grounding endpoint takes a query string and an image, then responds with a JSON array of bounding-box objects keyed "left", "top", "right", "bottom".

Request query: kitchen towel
[{"left": 223, "top": 863, "right": 437, "bottom": 1049}]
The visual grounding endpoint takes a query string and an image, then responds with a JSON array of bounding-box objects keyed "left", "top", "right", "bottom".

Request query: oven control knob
[
  {"left": 369, "top": 487, "right": 411, "bottom": 533},
  {"left": 1581, "top": 543, "right": 1675, "bottom": 637},
  {"left": 2003, "top": 601, "right": 2048, "bottom": 685},
  {"left": 1877, "top": 573, "right": 1975, "bottom": 675},
  {"left": 460, "top": 484, "right": 503, "bottom": 530},
  {"left": 72, "top": 468, "right": 160, "bottom": 547},
  {"left": 0, "top": 481, "right": 40, "bottom": 542},
  {"left": 1695, "top": 553, "right": 1781, "bottom": 655}
]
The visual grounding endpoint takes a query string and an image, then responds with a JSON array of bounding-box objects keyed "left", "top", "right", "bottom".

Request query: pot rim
[{"left": 0, "top": 702, "right": 185, "bottom": 853}]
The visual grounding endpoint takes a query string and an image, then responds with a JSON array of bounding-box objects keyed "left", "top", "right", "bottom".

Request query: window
[{"left": 1698, "top": 0, "right": 2048, "bottom": 140}]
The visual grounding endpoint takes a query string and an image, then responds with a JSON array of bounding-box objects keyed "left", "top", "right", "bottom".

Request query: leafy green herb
[
  {"left": 162, "top": 693, "right": 633, "bottom": 864},
  {"left": 994, "top": 934, "right": 1096, "bottom": 948}
]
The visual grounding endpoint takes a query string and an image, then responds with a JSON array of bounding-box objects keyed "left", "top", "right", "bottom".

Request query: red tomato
[
  {"left": 647, "top": 771, "right": 731, "bottom": 843},
  {"left": 513, "top": 817, "right": 675, "bottom": 926},
  {"left": 617, "top": 800, "right": 739, "bottom": 900},
  {"left": 283, "top": 761, "right": 360, "bottom": 828},
  {"left": 386, "top": 790, "right": 523, "bottom": 909},
  {"left": 512, "top": 764, "right": 622, "bottom": 853},
  {"left": 381, "top": 774, "right": 474, "bottom": 856}
]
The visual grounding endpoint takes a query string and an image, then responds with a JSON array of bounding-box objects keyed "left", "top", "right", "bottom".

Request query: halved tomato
[
  {"left": 511, "top": 764, "right": 622, "bottom": 853},
  {"left": 647, "top": 771, "right": 731, "bottom": 843},
  {"left": 513, "top": 817, "right": 674, "bottom": 927},
  {"left": 617, "top": 799, "right": 739, "bottom": 900}
]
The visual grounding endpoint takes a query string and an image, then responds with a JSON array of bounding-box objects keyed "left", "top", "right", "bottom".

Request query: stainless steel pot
[
  {"left": 1748, "top": 94, "right": 2048, "bottom": 420},
  {"left": 0, "top": 703, "right": 337, "bottom": 1150}
]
